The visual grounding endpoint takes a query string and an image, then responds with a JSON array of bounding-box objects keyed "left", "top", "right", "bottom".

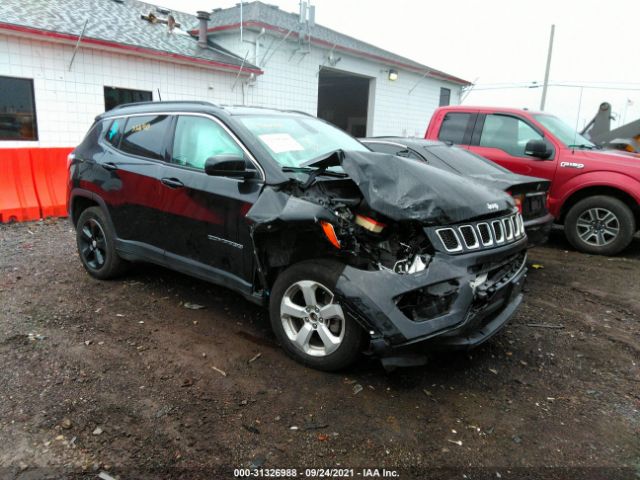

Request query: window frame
[
  {"left": 0, "top": 75, "right": 39, "bottom": 141},
  {"left": 98, "top": 111, "right": 265, "bottom": 180}
]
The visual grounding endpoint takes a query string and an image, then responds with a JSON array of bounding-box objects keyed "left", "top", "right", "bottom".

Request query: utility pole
[{"left": 540, "top": 24, "right": 555, "bottom": 111}]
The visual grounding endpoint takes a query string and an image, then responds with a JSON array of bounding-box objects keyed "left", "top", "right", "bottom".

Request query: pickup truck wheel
[
  {"left": 565, "top": 196, "right": 636, "bottom": 255},
  {"left": 269, "top": 260, "right": 364, "bottom": 371},
  {"left": 76, "top": 207, "right": 129, "bottom": 279}
]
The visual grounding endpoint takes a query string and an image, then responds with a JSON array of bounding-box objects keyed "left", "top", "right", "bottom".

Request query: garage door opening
[{"left": 317, "top": 69, "right": 371, "bottom": 137}]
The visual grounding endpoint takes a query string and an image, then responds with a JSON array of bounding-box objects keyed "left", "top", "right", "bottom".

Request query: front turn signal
[{"left": 320, "top": 221, "right": 341, "bottom": 249}]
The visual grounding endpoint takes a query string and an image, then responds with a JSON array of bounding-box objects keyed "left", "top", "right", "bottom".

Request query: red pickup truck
[{"left": 426, "top": 106, "right": 640, "bottom": 255}]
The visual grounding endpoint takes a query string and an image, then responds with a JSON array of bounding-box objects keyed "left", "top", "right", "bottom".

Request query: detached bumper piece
[{"left": 336, "top": 236, "right": 528, "bottom": 362}]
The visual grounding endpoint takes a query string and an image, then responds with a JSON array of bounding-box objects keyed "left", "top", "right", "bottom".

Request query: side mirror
[
  {"left": 525, "top": 139, "right": 552, "bottom": 160},
  {"left": 204, "top": 154, "right": 253, "bottom": 178}
]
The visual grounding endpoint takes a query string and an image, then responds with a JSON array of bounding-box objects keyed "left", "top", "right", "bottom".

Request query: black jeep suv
[{"left": 68, "top": 101, "right": 528, "bottom": 371}]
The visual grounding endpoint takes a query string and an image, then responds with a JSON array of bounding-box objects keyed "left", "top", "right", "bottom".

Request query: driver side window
[
  {"left": 172, "top": 115, "right": 243, "bottom": 170},
  {"left": 479, "top": 114, "right": 543, "bottom": 157}
]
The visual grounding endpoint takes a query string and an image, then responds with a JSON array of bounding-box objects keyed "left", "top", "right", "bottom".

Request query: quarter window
[
  {"left": 438, "top": 112, "right": 471, "bottom": 144},
  {"left": 0, "top": 75, "right": 38, "bottom": 141},
  {"left": 479, "top": 114, "right": 543, "bottom": 157},
  {"left": 105, "top": 118, "right": 124, "bottom": 147},
  {"left": 172, "top": 116, "right": 243, "bottom": 170},
  {"left": 120, "top": 115, "right": 171, "bottom": 160}
]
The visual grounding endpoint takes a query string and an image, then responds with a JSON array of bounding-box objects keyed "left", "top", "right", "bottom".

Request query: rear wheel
[
  {"left": 269, "top": 260, "right": 364, "bottom": 371},
  {"left": 76, "top": 207, "right": 129, "bottom": 279},
  {"left": 565, "top": 195, "right": 635, "bottom": 255}
]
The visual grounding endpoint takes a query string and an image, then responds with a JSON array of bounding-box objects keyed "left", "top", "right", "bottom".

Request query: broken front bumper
[{"left": 335, "top": 237, "right": 528, "bottom": 354}]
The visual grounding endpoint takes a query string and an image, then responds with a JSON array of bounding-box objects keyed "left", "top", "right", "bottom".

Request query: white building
[{"left": 0, "top": 0, "right": 469, "bottom": 222}]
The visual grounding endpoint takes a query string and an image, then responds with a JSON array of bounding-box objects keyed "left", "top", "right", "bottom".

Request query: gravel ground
[{"left": 1, "top": 219, "right": 639, "bottom": 480}]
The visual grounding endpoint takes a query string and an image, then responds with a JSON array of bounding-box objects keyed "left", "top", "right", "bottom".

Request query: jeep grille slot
[
  {"left": 503, "top": 217, "right": 514, "bottom": 240},
  {"left": 459, "top": 225, "right": 479, "bottom": 249},
  {"left": 477, "top": 223, "right": 493, "bottom": 246},
  {"left": 436, "top": 228, "right": 463, "bottom": 253},
  {"left": 492, "top": 220, "right": 504, "bottom": 243}
]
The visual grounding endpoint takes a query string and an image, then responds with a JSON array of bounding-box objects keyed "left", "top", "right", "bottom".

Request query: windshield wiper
[{"left": 281, "top": 166, "right": 315, "bottom": 173}]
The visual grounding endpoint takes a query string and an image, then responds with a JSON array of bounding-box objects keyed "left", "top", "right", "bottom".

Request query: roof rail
[{"left": 109, "top": 100, "right": 219, "bottom": 111}]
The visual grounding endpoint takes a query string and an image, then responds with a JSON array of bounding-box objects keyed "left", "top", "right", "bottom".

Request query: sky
[{"left": 160, "top": 0, "right": 640, "bottom": 131}]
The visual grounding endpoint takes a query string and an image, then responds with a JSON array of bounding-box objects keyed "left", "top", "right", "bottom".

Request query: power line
[{"left": 471, "top": 83, "right": 640, "bottom": 92}]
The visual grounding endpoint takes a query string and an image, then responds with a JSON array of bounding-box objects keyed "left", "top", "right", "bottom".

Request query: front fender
[{"left": 553, "top": 171, "right": 640, "bottom": 217}]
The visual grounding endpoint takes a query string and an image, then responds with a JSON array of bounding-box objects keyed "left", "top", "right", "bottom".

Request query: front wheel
[
  {"left": 564, "top": 195, "right": 636, "bottom": 255},
  {"left": 269, "top": 260, "right": 365, "bottom": 371}
]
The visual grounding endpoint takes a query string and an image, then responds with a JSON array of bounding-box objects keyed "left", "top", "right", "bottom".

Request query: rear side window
[
  {"left": 438, "top": 112, "right": 471, "bottom": 144},
  {"left": 120, "top": 115, "right": 171, "bottom": 160}
]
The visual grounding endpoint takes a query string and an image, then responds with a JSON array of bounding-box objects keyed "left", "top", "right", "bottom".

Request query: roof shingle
[{"left": 0, "top": 0, "right": 261, "bottom": 74}]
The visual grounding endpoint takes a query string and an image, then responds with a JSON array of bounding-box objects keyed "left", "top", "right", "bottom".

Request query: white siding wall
[
  {"left": 214, "top": 30, "right": 463, "bottom": 137},
  {"left": 0, "top": 30, "right": 462, "bottom": 148},
  {"left": 0, "top": 33, "right": 244, "bottom": 148}
]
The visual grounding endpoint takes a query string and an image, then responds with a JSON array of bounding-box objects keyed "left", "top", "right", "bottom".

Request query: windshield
[
  {"left": 237, "top": 114, "right": 369, "bottom": 168},
  {"left": 533, "top": 114, "right": 595, "bottom": 148},
  {"left": 422, "top": 145, "right": 511, "bottom": 176}
]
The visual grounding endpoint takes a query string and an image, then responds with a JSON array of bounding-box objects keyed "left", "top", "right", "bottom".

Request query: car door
[
  {"left": 97, "top": 114, "right": 171, "bottom": 248},
  {"left": 468, "top": 113, "right": 557, "bottom": 180},
  {"left": 157, "top": 114, "right": 262, "bottom": 283}
]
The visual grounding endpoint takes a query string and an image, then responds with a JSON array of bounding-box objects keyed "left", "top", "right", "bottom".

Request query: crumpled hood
[{"left": 310, "top": 150, "right": 515, "bottom": 225}]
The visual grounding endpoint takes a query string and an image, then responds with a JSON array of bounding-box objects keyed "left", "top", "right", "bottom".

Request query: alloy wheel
[
  {"left": 576, "top": 207, "right": 620, "bottom": 247},
  {"left": 280, "top": 280, "right": 346, "bottom": 357},
  {"left": 79, "top": 218, "right": 107, "bottom": 270}
]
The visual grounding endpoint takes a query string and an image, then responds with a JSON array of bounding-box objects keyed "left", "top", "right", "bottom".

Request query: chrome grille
[{"left": 435, "top": 213, "right": 525, "bottom": 254}]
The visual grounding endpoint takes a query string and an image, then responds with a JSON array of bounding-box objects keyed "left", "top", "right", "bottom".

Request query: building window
[
  {"left": 439, "top": 87, "right": 451, "bottom": 107},
  {"left": 104, "top": 86, "right": 152, "bottom": 111},
  {"left": 0, "top": 76, "right": 38, "bottom": 141}
]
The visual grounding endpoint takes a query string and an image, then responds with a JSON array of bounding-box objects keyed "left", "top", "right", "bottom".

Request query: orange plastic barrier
[
  {"left": 0, "top": 147, "right": 72, "bottom": 223},
  {"left": 30, "top": 148, "right": 72, "bottom": 219}
]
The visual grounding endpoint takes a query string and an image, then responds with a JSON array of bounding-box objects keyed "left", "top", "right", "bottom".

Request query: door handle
[
  {"left": 102, "top": 162, "right": 118, "bottom": 171},
  {"left": 161, "top": 177, "right": 184, "bottom": 189}
]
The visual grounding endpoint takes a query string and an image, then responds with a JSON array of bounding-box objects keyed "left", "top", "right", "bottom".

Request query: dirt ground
[{"left": 1, "top": 219, "right": 639, "bottom": 480}]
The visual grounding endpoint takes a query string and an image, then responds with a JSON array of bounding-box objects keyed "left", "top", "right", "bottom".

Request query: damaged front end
[{"left": 247, "top": 150, "right": 528, "bottom": 365}]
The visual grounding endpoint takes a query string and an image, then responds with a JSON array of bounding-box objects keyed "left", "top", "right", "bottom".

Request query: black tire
[
  {"left": 76, "top": 207, "right": 129, "bottom": 279},
  {"left": 565, "top": 195, "right": 636, "bottom": 255},
  {"left": 269, "top": 260, "right": 365, "bottom": 371}
]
